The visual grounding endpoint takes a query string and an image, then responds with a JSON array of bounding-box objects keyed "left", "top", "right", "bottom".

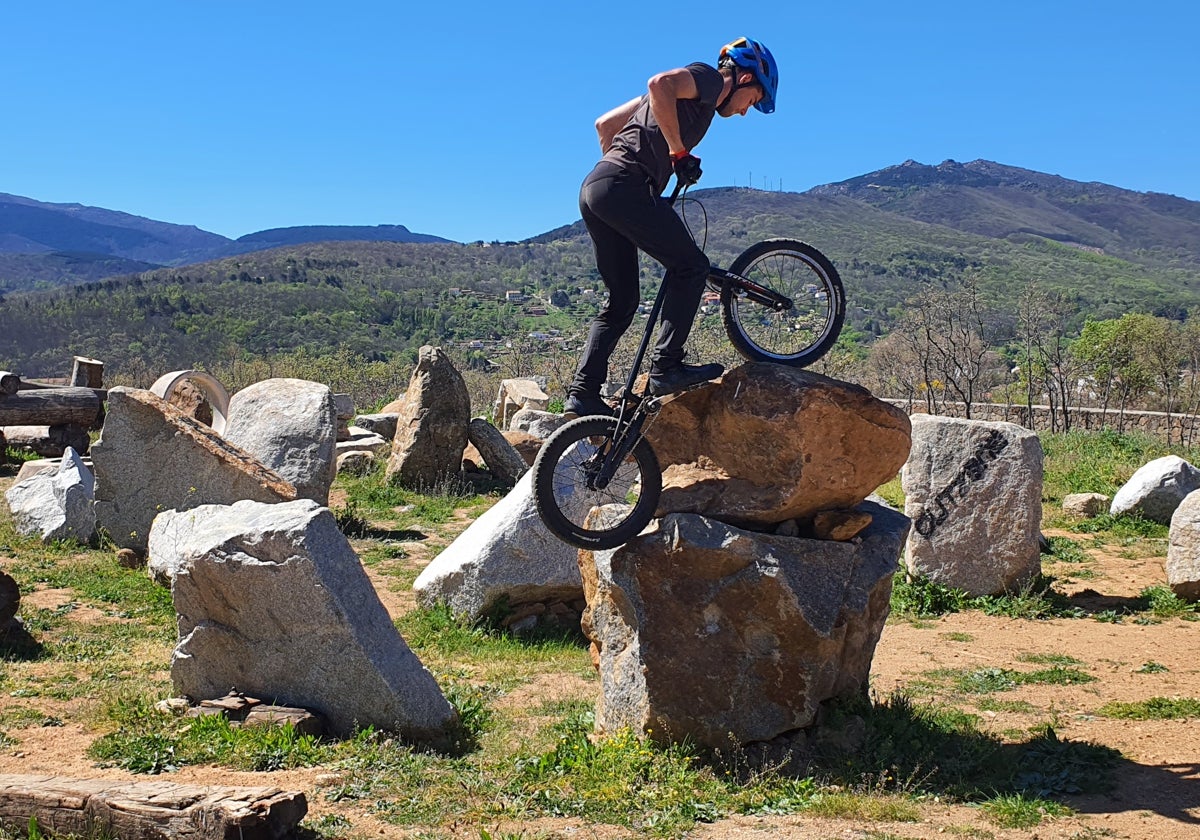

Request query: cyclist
[{"left": 564, "top": 37, "right": 779, "bottom": 418}]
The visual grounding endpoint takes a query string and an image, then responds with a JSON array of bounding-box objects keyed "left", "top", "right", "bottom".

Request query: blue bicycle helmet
[{"left": 719, "top": 37, "right": 778, "bottom": 114}]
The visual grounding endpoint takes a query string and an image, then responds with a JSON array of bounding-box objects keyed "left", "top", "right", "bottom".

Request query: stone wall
[{"left": 886, "top": 400, "right": 1200, "bottom": 443}]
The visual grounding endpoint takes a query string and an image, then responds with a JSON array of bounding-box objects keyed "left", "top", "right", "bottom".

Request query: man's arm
[
  {"left": 595, "top": 96, "right": 643, "bottom": 153},
  {"left": 646, "top": 67, "right": 700, "bottom": 157}
]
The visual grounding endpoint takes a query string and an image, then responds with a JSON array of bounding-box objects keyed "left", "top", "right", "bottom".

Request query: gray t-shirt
[{"left": 602, "top": 62, "right": 724, "bottom": 193}]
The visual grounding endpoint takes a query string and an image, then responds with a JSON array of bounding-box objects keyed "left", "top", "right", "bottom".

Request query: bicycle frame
[{"left": 585, "top": 194, "right": 796, "bottom": 493}]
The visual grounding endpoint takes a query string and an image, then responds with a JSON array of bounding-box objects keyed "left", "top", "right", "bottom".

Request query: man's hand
[{"left": 672, "top": 152, "right": 702, "bottom": 186}]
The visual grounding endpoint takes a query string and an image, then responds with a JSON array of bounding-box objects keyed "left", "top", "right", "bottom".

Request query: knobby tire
[
  {"left": 721, "top": 238, "right": 846, "bottom": 367},
  {"left": 531, "top": 415, "right": 662, "bottom": 551}
]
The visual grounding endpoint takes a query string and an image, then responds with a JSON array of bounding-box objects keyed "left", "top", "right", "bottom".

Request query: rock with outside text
[
  {"left": 150, "top": 498, "right": 456, "bottom": 740},
  {"left": 902, "top": 415, "right": 1042, "bottom": 596},
  {"left": 578, "top": 503, "right": 908, "bottom": 748},
  {"left": 643, "top": 363, "right": 911, "bottom": 527}
]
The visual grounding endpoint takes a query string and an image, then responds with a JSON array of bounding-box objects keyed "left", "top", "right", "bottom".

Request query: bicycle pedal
[{"left": 646, "top": 380, "right": 717, "bottom": 410}]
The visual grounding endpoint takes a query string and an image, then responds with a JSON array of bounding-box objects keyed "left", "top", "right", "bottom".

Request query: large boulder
[
  {"left": 1110, "top": 455, "right": 1200, "bottom": 524},
  {"left": 413, "top": 470, "right": 581, "bottom": 622},
  {"left": 643, "top": 364, "right": 911, "bottom": 526},
  {"left": 4, "top": 446, "right": 95, "bottom": 543},
  {"left": 580, "top": 503, "right": 908, "bottom": 748},
  {"left": 223, "top": 378, "right": 338, "bottom": 504},
  {"left": 902, "top": 415, "right": 1043, "bottom": 596},
  {"left": 386, "top": 347, "right": 471, "bottom": 489},
  {"left": 1167, "top": 490, "right": 1200, "bottom": 600},
  {"left": 92, "top": 388, "right": 297, "bottom": 554},
  {"left": 149, "top": 498, "right": 456, "bottom": 740}
]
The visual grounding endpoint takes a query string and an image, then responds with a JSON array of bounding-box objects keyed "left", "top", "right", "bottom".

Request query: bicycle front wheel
[
  {"left": 532, "top": 415, "right": 662, "bottom": 551},
  {"left": 722, "top": 238, "right": 846, "bottom": 367}
]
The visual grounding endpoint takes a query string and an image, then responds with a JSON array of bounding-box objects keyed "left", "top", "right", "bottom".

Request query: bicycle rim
[
  {"left": 724, "top": 239, "right": 845, "bottom": 366},
  {"left": 531, "top": 416, "right": 662, "bottom": 550}
]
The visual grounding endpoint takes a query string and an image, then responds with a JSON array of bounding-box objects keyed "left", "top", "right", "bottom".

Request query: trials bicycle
[{"left": 531, "top": 181, "right": 846, "bottom": 550}]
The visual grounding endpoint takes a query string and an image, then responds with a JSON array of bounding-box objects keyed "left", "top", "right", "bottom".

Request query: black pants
[{"left": 569, "top": 161, "right": 710, "bottom": 397}]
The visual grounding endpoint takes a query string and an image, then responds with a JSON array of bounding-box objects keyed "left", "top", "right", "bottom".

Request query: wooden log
[
  {"left": 70, "top": 356, "right": 105, "bottom": 389},
  {"left": 0, "top": 372, "right": 18, "bottom": 397},
  {"left": 0, "top": 389, "right": 100, "bottom": 429},
  {"left": 0, "top": 775, "right": 306, "bottom": 840},
  {"left": 1, "top": 425, "right": 91, "bottom": 457}
]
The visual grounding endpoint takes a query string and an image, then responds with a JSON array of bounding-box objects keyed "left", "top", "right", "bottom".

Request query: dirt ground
[{"left": 1, "top": 475, "right": 1198, "bottom": 839}]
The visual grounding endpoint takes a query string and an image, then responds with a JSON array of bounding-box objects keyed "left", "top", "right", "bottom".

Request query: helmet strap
[{"left": 717, "top": 69, "right": 750, "bottom": 112}]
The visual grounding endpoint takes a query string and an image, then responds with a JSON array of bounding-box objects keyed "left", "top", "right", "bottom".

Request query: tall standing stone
[
  {"left": 902, "top": 415, "right": 1043, "bottom": 596},
  {"left": 386, "top": 346, "right": 471, "bottom": 488},
  {"left": 223, "top": 378, "right": 338, "bottom": 504}
]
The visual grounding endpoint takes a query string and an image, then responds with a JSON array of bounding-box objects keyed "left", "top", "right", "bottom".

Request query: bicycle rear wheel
[
  {"left": 532, "top": 415, "right": 662, "bottom": 551},
  {"left": 721, "top": 238, "right": 845, "bottom": 367}
]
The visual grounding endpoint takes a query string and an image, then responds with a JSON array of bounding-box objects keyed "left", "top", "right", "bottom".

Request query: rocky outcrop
[
  {"left": 644, "top": 364, "right": 911, "bottom": 526},
  {"left": 386, "top": 346, "right": 471, "bottom": 489},
  {"left": 149, "top": 498, "right": 456, "bottom": 740},
  {"left": 91, "top": 388, "right": 296, "bottom": 554},
  {"left": 902, "top": 415, "right": 1043, "bottom": 596},
  {"left": 579, "top": 503, "right": 908, "bottom": 748}
]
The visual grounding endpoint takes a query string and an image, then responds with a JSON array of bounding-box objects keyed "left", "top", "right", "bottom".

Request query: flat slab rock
[{"left": 0, "top": 774, "right": 306, "bottom": 840}]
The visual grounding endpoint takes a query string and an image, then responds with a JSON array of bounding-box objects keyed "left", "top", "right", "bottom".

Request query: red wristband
[{"left": 670, "top": 149, "right": 690, "bottom": 161}]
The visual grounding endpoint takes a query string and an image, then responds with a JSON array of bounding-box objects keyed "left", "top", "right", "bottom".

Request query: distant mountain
[
  {"left": 808, "top": 159, "right": 1200, "bottom": 270},
  {"left": 234, "top": 224, "right": 450, "bottom": 249},
  {"left": 0, "top": 192, "right": 454, "bottom": 292}
]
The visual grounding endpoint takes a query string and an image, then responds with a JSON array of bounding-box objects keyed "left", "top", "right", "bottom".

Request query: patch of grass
[
  {"left": 975, "top": 698, "right": 1036, "bottom": 714},
  {"left": 1069, "top": 513, "right": 1168, "bottom": 539},
  {"left": 507, "top": 709, "right": 732, "bottom": 833},
  {"left": 88, "top": 694, "right": 332, "bottom": 773},
  {"left": 802, "top": 791, "right": 920, "bottom": 822},
  {"left": 1135, "top": 661, "right": 1169, "bottom": 674},
  {"left": 873, "top": 475, "right": 905, "bottom": 509},
  {"left": 1044, "top": 536, "right": 1090, "bottom": 564},
  {"left": 980, "top": 792, "right": 1072, "bottom": 828},
  {"left": 1096, "top": 697, "right": 1200, "bottom": 720},
  {"left": 941, "top": 631, "right": 975, "bottom": 642},
  {"left": 1016, "top": 652, "right": 1083, "bottom": 666},
  {"left": 890, "top": 573, "right": 1079, "bottom": 621},
  {"left": 1139, "top": 585, "right": 1199, "bottom": 618},
  {"left": 889, "top": 574, "right": 972, "bottom": 618}
]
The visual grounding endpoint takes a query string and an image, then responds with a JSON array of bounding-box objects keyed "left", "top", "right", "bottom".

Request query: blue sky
[{"left": 3, "top": 1, "right": 1197, "bottom": 243}]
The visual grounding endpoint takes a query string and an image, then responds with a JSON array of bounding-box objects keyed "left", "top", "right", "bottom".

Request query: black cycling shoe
[
  {"left": 563, "top": 393, "right": 615, "bottom": 419},
  {"left": 647, "top": 362, "right": 725, "bottom": 397}
]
